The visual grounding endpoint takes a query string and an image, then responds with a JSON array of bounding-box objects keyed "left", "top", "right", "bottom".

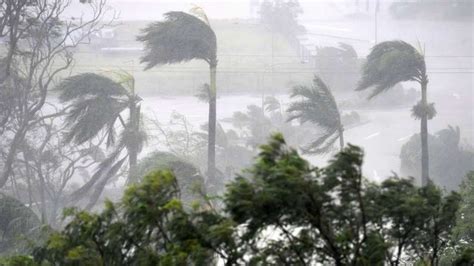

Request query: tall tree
[
  {"left": 287, "top": 75, "right": 344, "bottom": 154},
  {"left": 0, "top": 0, "right": 110, "bottom": 189},
  {"left": 57, "top": 72, "right": 145, "bottom": 208},
  {"left": 400, "top": 126, "right": 473, "bottom": 191},
  {"left": 453, "top": 171, "right": 474, "bottom": 247},
  {"left": 19, "top": 135, "right": 462, "bottom": 265},
  {"left": 259, "top": 0, "right": 304, "bottom": 46},
  {"left": 138, "top": 10, "right": 218, "bottom": 183},
  {"left": 357, "top": 40, "right": 435, "bottom": 186}
]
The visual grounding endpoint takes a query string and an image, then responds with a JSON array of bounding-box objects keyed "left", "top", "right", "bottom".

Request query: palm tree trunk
[
  {"left": 338, "top": 127, "right": 345, "bottom": 152},
  {"left": 127, "top": 103, "right": 140, "bottom": 183},
  {"left": 127, "top": 75, "right": 140, "bottom": 183},
  {"left": 420, "top": 77, "right": 430, "bottom": 186},
  {"left": 207, "top": 64, "right": 217, "bottom": 182}
]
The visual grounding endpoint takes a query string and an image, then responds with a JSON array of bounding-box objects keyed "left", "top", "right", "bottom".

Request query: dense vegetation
[
  {"left": 0, "top": 0, "right": 472, "bottom": 265},
  {"left": 1, "top": 135, "right": 472, "bottom": 265}
]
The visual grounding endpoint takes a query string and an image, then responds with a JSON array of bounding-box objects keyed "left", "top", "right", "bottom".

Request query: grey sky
[{"left": 99, "top": 0, "right": 392, "bottom": 21}]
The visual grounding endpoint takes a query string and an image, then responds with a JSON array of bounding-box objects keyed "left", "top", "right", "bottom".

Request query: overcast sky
[{"left": 92, "top": 0, "right": 389, "bottom": 21}]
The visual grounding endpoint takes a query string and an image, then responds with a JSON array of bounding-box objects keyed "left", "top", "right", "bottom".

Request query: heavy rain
[{"left": 0, "top": 0, "right": 473, "bottom": 264}]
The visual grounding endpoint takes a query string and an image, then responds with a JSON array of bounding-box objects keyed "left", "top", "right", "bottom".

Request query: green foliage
[
  {"left": 287, "top": 75, "right": 343, "bottom": 153},
  {"left": 58, "top": 73, "right": 129, "bottom": 146},
  {"left": 414, "top": 184, "right": 461, "bottom": 265},
  {"left": 454, "top": 172, "right": 474, "bottom": 246},
  {"left": 134, "top": 152, "right": 206, "bottom": 207},
  {"left": 58, "top": 73, "right": 128, "bottom": 103},
  {"left": 223, "top": 134, "right": 461, "bottom": 265},
  {"left": 400, "top": 126, "right": 474, "bottom": 190},
  {"left": 0, "top": 255, "right": 36, "bottom": 266},
  {"left": 225, "top": 134, "right": 375, "bottom": 264},
  {"left": 14, "top": 135, "right": 465, "bottom": 265},
  {"left": 138, "top": 11, "right": 217, "bottom": 69},
  {"left": 33, "top": 170, "right": 229, "bottom": 265},
  {"left": 411, "top": 101, "right": 437, "bottom": 120},
  {"left": 357, "top": 40, "right": 426, "bottom": 98},
  {"left": 453, "top": 248, "right": 474, "bottom": 265},
  {"left": 0, "top": 194, "right": 41, "bottom": 255},
  {"left": 58, "top": 72, "right": 146, "bottom": 207}
]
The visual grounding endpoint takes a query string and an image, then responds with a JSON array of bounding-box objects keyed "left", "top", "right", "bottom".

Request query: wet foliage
[
  {"left": 138, "top": 11, "right": 217, "bottom": 69},
  {"left": 3, "top": 135, "right": 469, "bottom": 265},
  {"left": 287, "top": 75, "right": 344, "bottom": 154},
  {"left": 400, "top": 126, "right": 474, "bottom": 191},
  {"left": 0, "top": 1, "right": 473, "bottom": 265}
]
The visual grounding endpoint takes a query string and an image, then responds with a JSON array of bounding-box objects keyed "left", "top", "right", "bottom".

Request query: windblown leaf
[
  {"left": 138, "top": 11, "right": 217, "bottom": 69},
  {"left": 57, "top": 73, "right": 130, "bottom": 145},
  {"left": 357, "top": 40, "right": 425, "bottom": 98},
  {"left": 287, "top": 75, "right": 343, "bottom": 154},
  {"left": 63, "top": 97, "right": 128, "bottom": 145},
  {"left": 58, "top": 73, "right": 128, "bottom": 102},
  {"left": 411, "top": 101, "right": 437, "bottom": 120}
]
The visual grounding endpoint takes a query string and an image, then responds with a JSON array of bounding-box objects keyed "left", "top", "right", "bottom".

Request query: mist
[{"left": 0, "top": 0, "right": 473, "bottom": 264}]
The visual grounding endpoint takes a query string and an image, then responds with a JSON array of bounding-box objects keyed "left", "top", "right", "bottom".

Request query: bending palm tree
[
  {"left": 287, "top": 75, "right": 344, "bottom": 154},
  {"left": 58, "top": 72, "right": 145, "bottom": 208},
  {"left": 357, "top": 40, "right": 435, "bottom": 186},
  {"left": 138, "top": 10, "right": 218, "bottom": 182}
]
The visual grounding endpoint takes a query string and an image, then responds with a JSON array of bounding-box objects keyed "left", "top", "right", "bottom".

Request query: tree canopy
[
  {"left": 357, "top": 40, "right": 426, "bottom": 98},
  {"left": 287, "top": 76, "right": 344, "bottom": 153},
  {"left": 138, "top": 11, "right": 217, "bottom": 69},
  {"left": 6, "top": 134, "right": 467, "bottom": 265}
]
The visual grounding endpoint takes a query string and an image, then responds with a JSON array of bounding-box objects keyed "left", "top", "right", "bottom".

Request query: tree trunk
[
  {"left": 0, "top": 125, "right": 27, "bottom": 188},
  {"left": 420, "top": 77, "right": 430, "bottom": 186},
  {"left": 127, "top": 103, "right": 140, "bottom": 183},
  {"left": 127, "top": 75, "right": 140, "bottom": 183},
  {"left": 338, "top": 127, "right": 344, "bottom": 152},
  {"left": 207, "top": 64, "right": 217, "bottom": 183},
  {"left": 36, "top": 162, "right": 47, "bottom": 224}
]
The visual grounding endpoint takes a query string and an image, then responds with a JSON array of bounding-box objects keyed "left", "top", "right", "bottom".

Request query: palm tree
[
  {"left": 357, "top": 40, "right": 435, "bottom": 186},
  {"left": 138, "top": 10, "right": 218, "bottom": 182},
  {"left": 58, "top": 72, "right": 145, "bottom": 208},
  {"left": 287, "top": 75, "right": 344, "bottom": 154}
]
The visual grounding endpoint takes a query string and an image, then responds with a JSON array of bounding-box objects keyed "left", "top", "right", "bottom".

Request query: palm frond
[
  {"left": 103, "top": 69, "right": 136, "bottom": 94},
  {"left": 58, "top": 73, "right": 128, "bottom": 102},
  {"left": 57, "top": 73, "right": 130, "bottom": 145},
  {"left": 264, "top": 96, "right": 281, "bottom": 113},
  {"left": 287, "top": 76, "right": 341, "bottom": 130},
  {"left": 301, "top": 128, "right": 340, "bottom": 155},
  {"left": 411, "top": 101, "right": 437, "bottom": 120},
  {"left": 357, "top": 40, "right": 425, "bottom": 98},
  {"left": 189, "top": 5, "right": 210, "bottom": 25},
  {"left": 138, "top": 11, "right": 217, "bottom": 69},
  {"left": 63, "top": 97, "right": 128, "bottom": 145},
  {"left": 288, "top": 76, "right": 343, "bottom": 154},
  {"left": 120, "top": 126, "right": 147, "bottom": 155}
]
